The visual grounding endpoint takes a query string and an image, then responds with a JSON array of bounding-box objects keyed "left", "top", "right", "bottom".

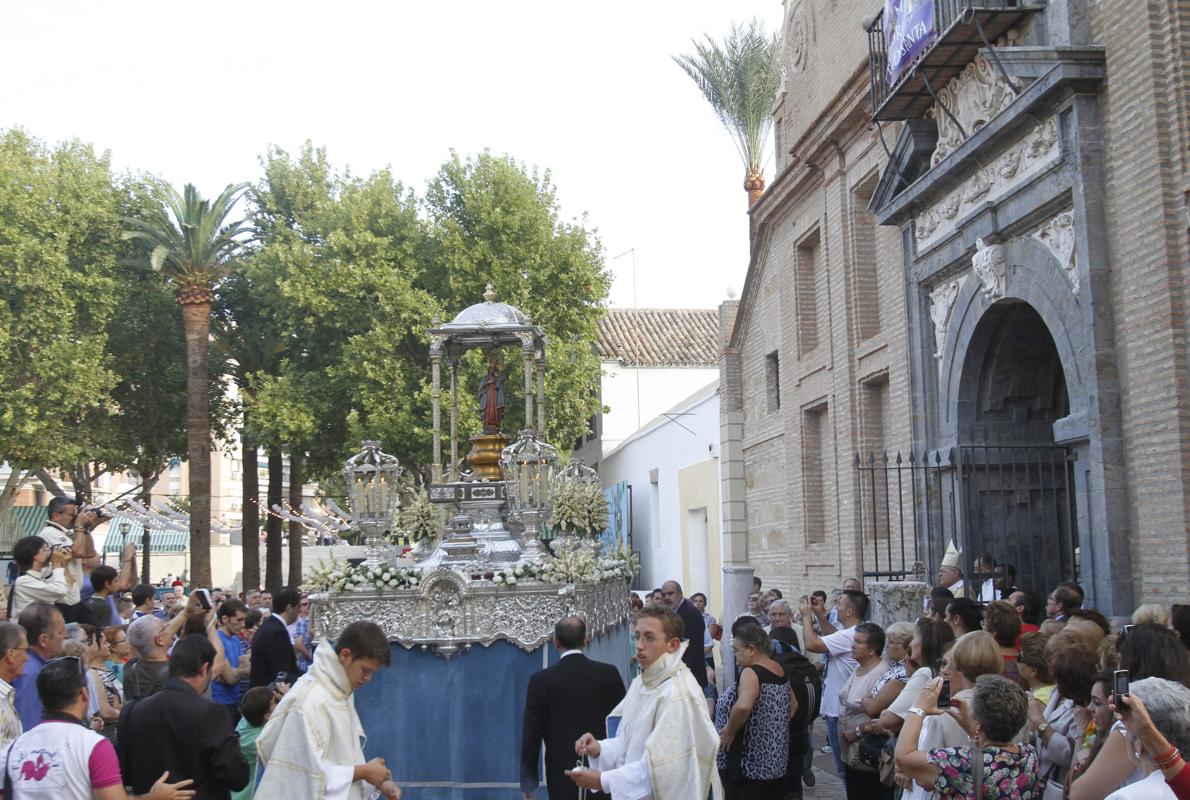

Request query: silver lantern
[
  {"left": 343, "top": 440, "right": 402, "bottom": 569},
  {"left": 499, "top": 429, "right": 560, "bottom": 560}
]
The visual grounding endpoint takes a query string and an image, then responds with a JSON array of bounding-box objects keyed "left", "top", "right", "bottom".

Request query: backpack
[{"left": 773, "top": 647, "right": 822, "bottom": 729}]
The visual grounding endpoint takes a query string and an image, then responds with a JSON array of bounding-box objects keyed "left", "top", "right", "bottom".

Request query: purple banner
[{"left": 884, "top": 0, "right": 936, "bottom": 83}]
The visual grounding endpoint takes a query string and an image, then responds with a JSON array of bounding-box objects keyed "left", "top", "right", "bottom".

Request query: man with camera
[{"left": 37, "top": 496, "right": 102, "bottom": 624}]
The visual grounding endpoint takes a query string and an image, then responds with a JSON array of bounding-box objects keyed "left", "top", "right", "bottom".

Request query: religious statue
[{"left": 478, "top": 359, "right": 505, "bottom": 434}]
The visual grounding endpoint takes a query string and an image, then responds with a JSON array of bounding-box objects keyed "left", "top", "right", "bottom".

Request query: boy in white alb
[{"left": 567, "top": 605, "right": 722, "bottom": 800}]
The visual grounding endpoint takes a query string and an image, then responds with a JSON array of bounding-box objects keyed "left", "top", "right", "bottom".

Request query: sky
[{"left": 0, "top": 1, "right": 784, "bottom": 310}]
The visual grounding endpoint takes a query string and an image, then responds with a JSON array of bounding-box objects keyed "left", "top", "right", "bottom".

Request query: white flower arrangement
[
  {"left": 303, "top": 557, "right": 422, "bottom": 593},
  {"left": 400, "top": 485, "right": 440, "bottom": 544},
  {"left": 550, "top": 480, "right": 609, "bottom": 538},
  {"left": 306, "top": 548, "right": 637, "bottom": 596}
]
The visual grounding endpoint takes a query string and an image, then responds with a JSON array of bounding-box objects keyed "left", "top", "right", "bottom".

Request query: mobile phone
[
  {"left": 1113, "top": 669, "right": 1129, "bottom": 701},
  {"left": 938, "top": 679, "right": 951, "bottom": 708},
  {"left": 194, "top": 588, "right": 212, "bottom": 611}
]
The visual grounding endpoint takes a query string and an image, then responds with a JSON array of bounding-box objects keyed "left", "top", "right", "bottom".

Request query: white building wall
[
  {"left": 600, "top": 363, "right": 719, "bottom": 453},
  {"left": 598, "top": 381, "right": 721, "bottom": 601}
]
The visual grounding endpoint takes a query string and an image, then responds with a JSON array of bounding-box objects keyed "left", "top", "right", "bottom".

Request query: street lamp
[
  {"left": 500, "top": 429, "right": 560, "bottom": 560},
  {"left": 344, "top": 440, "right": 402, "bottom": 569}
]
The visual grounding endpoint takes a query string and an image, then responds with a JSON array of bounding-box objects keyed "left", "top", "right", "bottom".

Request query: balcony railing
[{"left": 867, "top": 0, "right": 1043, "bottom": 121}]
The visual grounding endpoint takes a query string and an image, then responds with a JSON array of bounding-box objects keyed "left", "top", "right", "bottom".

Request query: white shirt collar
[{"left": 559, "top": 649, "right": 583, "bottom": 659}]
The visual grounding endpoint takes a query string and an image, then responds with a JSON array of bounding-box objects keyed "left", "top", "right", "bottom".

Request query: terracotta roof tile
[{"left": 596, "top": 308, "right": 719, "bottom": 367}]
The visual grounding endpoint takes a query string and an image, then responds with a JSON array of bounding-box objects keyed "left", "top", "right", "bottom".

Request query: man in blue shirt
[
  {"left": 212, "top": 599, "right": 252, "bottom": 725},
  {"left": 12, "top": 602, "right": 65, "bottom": 728}
]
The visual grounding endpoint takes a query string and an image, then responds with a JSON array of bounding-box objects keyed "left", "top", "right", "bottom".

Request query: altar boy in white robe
[
  {"left": 255, "top": 620, "right": 402, "bottom": 800},
  {"left": 567, "top": 605, "right": 723, "bottom": 800}
]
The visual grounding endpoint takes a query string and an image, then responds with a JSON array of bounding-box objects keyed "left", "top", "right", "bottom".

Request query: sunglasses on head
[{"left": 47, "top": 655, "right": 86, "bottom": 678}]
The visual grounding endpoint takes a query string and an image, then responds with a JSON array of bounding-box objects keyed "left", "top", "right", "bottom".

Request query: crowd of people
[
  {"left": 0, "top": 497, "right": 402, "bottom": 799},
  {"left": 521, "top": 569, "right": 1190, "bottom": 800}
]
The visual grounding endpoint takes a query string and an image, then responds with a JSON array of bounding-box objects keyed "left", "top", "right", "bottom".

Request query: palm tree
[
  {"left": 674, "top": 18, "right": 782, "bottom": 208},
  {"left": 123, "top": 181, "right": 252, "bottom": 588}
]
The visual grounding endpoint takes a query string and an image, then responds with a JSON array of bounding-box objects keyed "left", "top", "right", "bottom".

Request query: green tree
[
  {"left": 0, "top": 129, "right": 121, "bottom": 521},
  {"left": 421, "top": 152, "right": 609, "bottom": 450},
  {"left": 247, "top": 144, "right": 438, "bottom": 489},
  {"left": 674, "top": 18, "right": 782, "bottom": 207},
  {"left": 122, "top": 182, "right": 252, "bottom": 588}
]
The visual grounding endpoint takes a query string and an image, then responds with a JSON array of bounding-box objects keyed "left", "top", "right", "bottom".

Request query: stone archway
[{"left": 924, "top": 234, "right": 1093, "bottom": 598}]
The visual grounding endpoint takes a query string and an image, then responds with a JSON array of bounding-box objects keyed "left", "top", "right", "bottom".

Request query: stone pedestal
[{"left": 867, "top": 581, "right": 930, "bottom": 628}]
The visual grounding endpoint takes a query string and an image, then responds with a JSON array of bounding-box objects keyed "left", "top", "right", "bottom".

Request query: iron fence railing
[{"left": 855, "top": 444, "right": 1078, "bottom": 597}]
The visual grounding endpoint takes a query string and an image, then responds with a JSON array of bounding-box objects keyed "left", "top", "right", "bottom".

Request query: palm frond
[
  {"left": 674, "top": 17, "right": 782, "bottom": 174},
  {"left": 123, "top": 180, "right": 253, "bottom": 289}
]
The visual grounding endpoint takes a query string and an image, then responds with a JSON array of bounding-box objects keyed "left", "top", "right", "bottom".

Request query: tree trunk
[
  {"left": 241, "top": 421, "right": 261, "bottom": 594},
  {"left": 265, "top": 446, "right": 283, "bottom": 591},
  {"left": 287, "top": 450, "right": 304, "bottom": 587},
  {"left": 179, "top": 297, "right": 214, "bottom": 588},
  {"left": 138, "top": 467, "right": 160, "bottom": 585},
  {"left": 744, "top": 168, "right": 766, "bottom": 208}
]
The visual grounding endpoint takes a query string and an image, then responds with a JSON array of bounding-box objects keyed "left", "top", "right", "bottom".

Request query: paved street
[{"left": 800, "top": 718, "right": 845, "bottom": 800}]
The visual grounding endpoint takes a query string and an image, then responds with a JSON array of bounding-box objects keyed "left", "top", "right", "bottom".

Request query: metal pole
[
  {"left": 431, "top": 355, "right": 442, "bottom": 482},
  {"left": 449, "top": 360, "right": 459, "bottom": 479},
  {"left": 523, "top": 352, "right": 534, "bottom": 432},
  {"left": 536, "top": 357, "right": 546, "bottom": 436}
]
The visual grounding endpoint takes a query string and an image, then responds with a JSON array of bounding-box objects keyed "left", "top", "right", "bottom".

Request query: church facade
[{"left": 719, "top": 0, "right": 1189, "bottom": 618}]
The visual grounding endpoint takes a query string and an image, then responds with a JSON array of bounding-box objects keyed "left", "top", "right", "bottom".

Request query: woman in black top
[{"left": 716, "top": 622, "right": 794, "bottom": 800}]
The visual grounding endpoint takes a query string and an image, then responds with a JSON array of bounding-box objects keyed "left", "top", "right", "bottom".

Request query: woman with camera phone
[
  {"left": 9, "top": 535, "right": 71, "bottom": 619},
  {"left": 895, "top": 674, "right": 1045, "bottom": 799}
]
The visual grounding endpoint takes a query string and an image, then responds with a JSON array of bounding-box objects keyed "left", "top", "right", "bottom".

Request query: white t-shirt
[
  {"left": 1104, "top": 771, "right": 1176, "bottom": 800},
  {"left": 37, "top": 524, "right": 83, "bottom": 606},
  {"left": 820, "top": 626, "right": 858, "bottom": 717}
]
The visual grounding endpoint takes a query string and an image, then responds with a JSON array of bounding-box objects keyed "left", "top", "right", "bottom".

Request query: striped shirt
[{"left": 0, "top": 678, "right": 22, "bottom": 752}]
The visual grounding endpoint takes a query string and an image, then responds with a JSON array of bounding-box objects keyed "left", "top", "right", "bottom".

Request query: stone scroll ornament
[
  {"left": 1032, "top": 211, "right": 1079, "bottom": 294},
  {"left": 972, "top": 238, "right": 1007, "bottom": 301},
  {"left": 929, "top": 279, "right": 963, "bottom": 360}
]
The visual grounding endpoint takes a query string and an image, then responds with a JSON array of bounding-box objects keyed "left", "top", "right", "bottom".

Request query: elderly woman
[
  {"left": 716, "top": 622, "right": 792, "bottom": 800},
  {"left": 839, "top": 623, "right": 892, "bottom": 799},
  {"left": 1105, "top": 678, "right": 1190, "bottom": 800},
  {"left": 862, "top": 621, "right": 915, "bottom": 717},
  {"left": 1070, "top": 625, "right": 1190, "bottom": 800},
  {"left": 896, "top": 674, "right": 1044, "bottom": 799},
  {"left": 897, "top": 630, "right": 1004, "bottom": 800},
  {"left": 1019, "top": 632, "right": 1056, "bottom": 706},
  {"left": 1130, "top": 603, "right": 1169, "bottom": 628},
  {"left": 1031, "top": 641, "right": 1097, "bottom": 792},
  {"left": 867, "top": 620, "right": 955, "bottom": 737}
]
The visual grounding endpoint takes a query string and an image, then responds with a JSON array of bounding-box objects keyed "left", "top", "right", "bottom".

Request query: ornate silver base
[{"left": 311, "top": 569, "right": 629, "bottom": 658}]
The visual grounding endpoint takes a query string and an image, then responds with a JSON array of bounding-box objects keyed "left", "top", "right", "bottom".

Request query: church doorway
[{"left": 954, "top": 302, "right": 1078, "bottom": 598}]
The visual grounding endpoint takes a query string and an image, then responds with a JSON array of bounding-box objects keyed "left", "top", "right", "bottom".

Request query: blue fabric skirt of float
[{"left": 355, "top": 625, "right": 629, "bottom": 800}]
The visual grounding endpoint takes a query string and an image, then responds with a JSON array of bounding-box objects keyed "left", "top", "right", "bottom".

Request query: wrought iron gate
[{"left": 855, "top": 445, "right": 1079, "bottom": 597}]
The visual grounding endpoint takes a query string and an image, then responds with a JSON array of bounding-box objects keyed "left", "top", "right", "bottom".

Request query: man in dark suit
[
  {"left": 119, "top": 634, "right": 250, "bottom": 799},
  {"left": 661, "top": 580, "right": 708, "bottom": 687},
  {"left": 249, "top": 586, "right": 300, "bottom": 688},
  {"left": 520, "top": 616, "right": 626, "bottom": 800}
]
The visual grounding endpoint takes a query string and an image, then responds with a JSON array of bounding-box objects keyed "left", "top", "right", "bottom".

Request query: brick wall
[{"left": 1093, "top": 0, "right": 1190, "bottom": 601}]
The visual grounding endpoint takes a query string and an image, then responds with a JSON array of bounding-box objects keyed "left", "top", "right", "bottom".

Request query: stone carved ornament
[
  {"left": 915, "top": 116, "right": 1059, "bottom": 248},
  {"left": 930, "top": 54, "right": 1018, "bottom": 166},
  {"left": 929, "top": 278, "right": 964, "bottom": 360},
  {"left": 972, "top": 237, "right": 1007, "bottom": 301},
  {"left": 1032, "top": 211, "right": 1079, "bottom": 294},
  {"left": 786, "top": 1, "right": 810, "bottom": 72}
]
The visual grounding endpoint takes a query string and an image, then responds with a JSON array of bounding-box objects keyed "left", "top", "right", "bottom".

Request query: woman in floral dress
[{"left": 895, "top": 673, "right": 1046, "bottom": 799}]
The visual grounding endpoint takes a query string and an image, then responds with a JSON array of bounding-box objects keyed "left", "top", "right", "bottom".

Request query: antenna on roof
[{"left": 612, "top": 248, "right": 637, "bottom": 308}]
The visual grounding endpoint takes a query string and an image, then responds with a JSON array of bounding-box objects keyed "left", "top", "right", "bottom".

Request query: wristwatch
[
  {"left": 1038, "top": 722, "right": 1050, "bottom": 735},
  {"left": 908, "top": 706, "right": 927, "bottom": 718}
]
